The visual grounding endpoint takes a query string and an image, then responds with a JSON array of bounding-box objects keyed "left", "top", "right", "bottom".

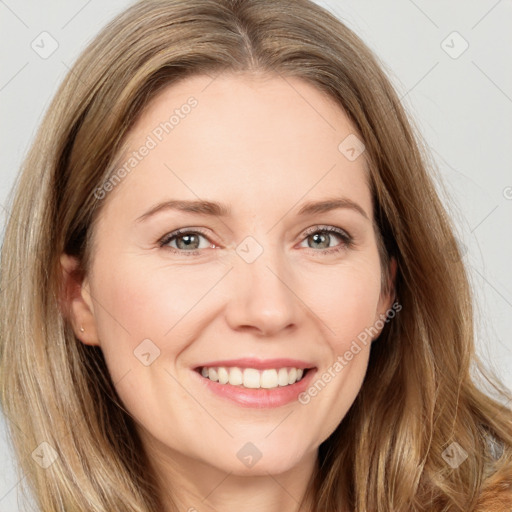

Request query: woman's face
[{"left": 67, "top": 73, "right": 395, "bottom": 478}]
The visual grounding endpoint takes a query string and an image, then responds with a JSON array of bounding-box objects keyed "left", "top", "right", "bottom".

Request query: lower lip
[{"left": 191, "top": 368, "right": 317, "bottom": 408}]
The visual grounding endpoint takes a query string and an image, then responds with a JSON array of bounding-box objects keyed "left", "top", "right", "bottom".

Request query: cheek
[
  {"left": 92, "top": 257, "right": 209, "bottom": 342},
  {"left": 303, "top": 256, "right": 383, "bottom": 344}
]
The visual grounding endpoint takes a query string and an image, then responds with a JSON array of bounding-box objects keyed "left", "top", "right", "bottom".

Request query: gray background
[{"left": 1, "top": 1, "right": 511, "bottom": 510}]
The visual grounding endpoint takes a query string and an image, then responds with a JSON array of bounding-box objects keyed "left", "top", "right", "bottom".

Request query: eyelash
[{"left": 157, "top": 226, "right": 354, "bottom": 257}]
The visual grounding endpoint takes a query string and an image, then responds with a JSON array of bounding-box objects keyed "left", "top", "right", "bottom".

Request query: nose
[{"left": 224, "top": 243, "right": 300, "bottom": 337}]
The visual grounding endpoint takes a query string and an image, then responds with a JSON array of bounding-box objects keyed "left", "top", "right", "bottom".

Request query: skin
[{"left": 61, "top": 73, "right": 396, "bottom": 512}]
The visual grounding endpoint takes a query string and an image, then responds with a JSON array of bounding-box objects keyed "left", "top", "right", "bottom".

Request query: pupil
[
  {"left": 178, "top": 234, "right": 199, "bottom": 250},
  {"left": 312, "top": 233, "right": 328, "bottom": 249}
]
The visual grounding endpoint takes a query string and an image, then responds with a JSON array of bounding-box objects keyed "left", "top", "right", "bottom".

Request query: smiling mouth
[{"left": 195, "top": 366, "right": 313, "bottom": 389}]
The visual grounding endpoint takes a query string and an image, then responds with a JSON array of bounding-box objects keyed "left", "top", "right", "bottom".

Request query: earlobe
[{"left": 59, "top": 253, "right": 101, "bottom": 346}]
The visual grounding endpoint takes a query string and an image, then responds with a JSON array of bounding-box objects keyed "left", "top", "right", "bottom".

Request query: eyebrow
[{"left": 135, "top": 197, "right": 369, "bottom": 223}]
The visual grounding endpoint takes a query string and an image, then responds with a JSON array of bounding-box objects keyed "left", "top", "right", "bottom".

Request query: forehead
[{"left": 99, "top": 72, "right": 372, "bottom": 224}]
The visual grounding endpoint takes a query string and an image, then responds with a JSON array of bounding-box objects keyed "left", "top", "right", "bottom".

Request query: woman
[{"left": 1, "top": 0, "right": 511, "bottom": 510}]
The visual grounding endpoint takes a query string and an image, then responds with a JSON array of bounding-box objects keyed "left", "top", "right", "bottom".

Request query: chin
[{"left": 211, "top": 446, "right": 310, "bottom": 477}]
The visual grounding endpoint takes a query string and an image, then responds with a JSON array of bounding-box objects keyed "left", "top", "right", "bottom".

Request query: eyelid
[{"left": 300, "top": 224, "right": 351, "bottom": 239}]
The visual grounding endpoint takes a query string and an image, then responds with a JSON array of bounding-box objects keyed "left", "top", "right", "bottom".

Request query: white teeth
[
  {"left": 229, "top": 366, "right": 243, "bottom": 386},
  {"left": 218, "top": 366, "right": 229, "bottom": 384},
  {"left": 199, "top": 366, "right": 308, "bottom": 388},
  {"left": 208, "top": 368, "right": 218, "bottom": 382},
  {"left": 278, "top": 368, "right": 289, "bottom": 387},
  {"left": 243, "top": 368, "right": 260, "bottom": 389},
  {"left": 260, "top": 369, "right": 279, "bottom": 389}
]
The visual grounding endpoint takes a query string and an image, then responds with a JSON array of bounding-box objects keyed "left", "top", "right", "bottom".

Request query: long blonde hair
[{"left": 1, "top": 0, "right": 511, "bottom": 510}]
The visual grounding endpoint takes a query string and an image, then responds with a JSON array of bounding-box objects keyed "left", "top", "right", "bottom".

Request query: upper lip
[{"left": 194, "top": 357, "right": 316, "bottom": 371}]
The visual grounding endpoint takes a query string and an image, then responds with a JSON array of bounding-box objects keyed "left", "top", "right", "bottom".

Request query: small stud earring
[{"left": 79, "top": 326, "right": 85, "bottom": 333}]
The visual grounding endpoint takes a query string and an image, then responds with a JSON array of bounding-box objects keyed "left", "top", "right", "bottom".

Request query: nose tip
[{"left": 224, "top": 255, "right": 299, "bottom": 337}]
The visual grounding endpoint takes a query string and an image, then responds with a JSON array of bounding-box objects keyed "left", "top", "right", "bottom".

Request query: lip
[
  {"left": 191, "top": 365, "right": 318, "bottom": 409},
  {"left": 193, "top": 357, "right": 314, "bottom": 371}
]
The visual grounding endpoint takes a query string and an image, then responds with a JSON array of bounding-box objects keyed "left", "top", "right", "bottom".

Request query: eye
[
  {"left": 298, "top": 225, "right": 354, "bottom": 255},
  {"left": 158, "top": 228, "right": 214, "bottom": 256}
]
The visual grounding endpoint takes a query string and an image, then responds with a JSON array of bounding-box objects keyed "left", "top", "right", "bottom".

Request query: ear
[
  {"left": 59, "top": 253, "right": 100, "bottom": 346},
  {"left": 374, "top": 256, "right": 398, "bottom": 332}
]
